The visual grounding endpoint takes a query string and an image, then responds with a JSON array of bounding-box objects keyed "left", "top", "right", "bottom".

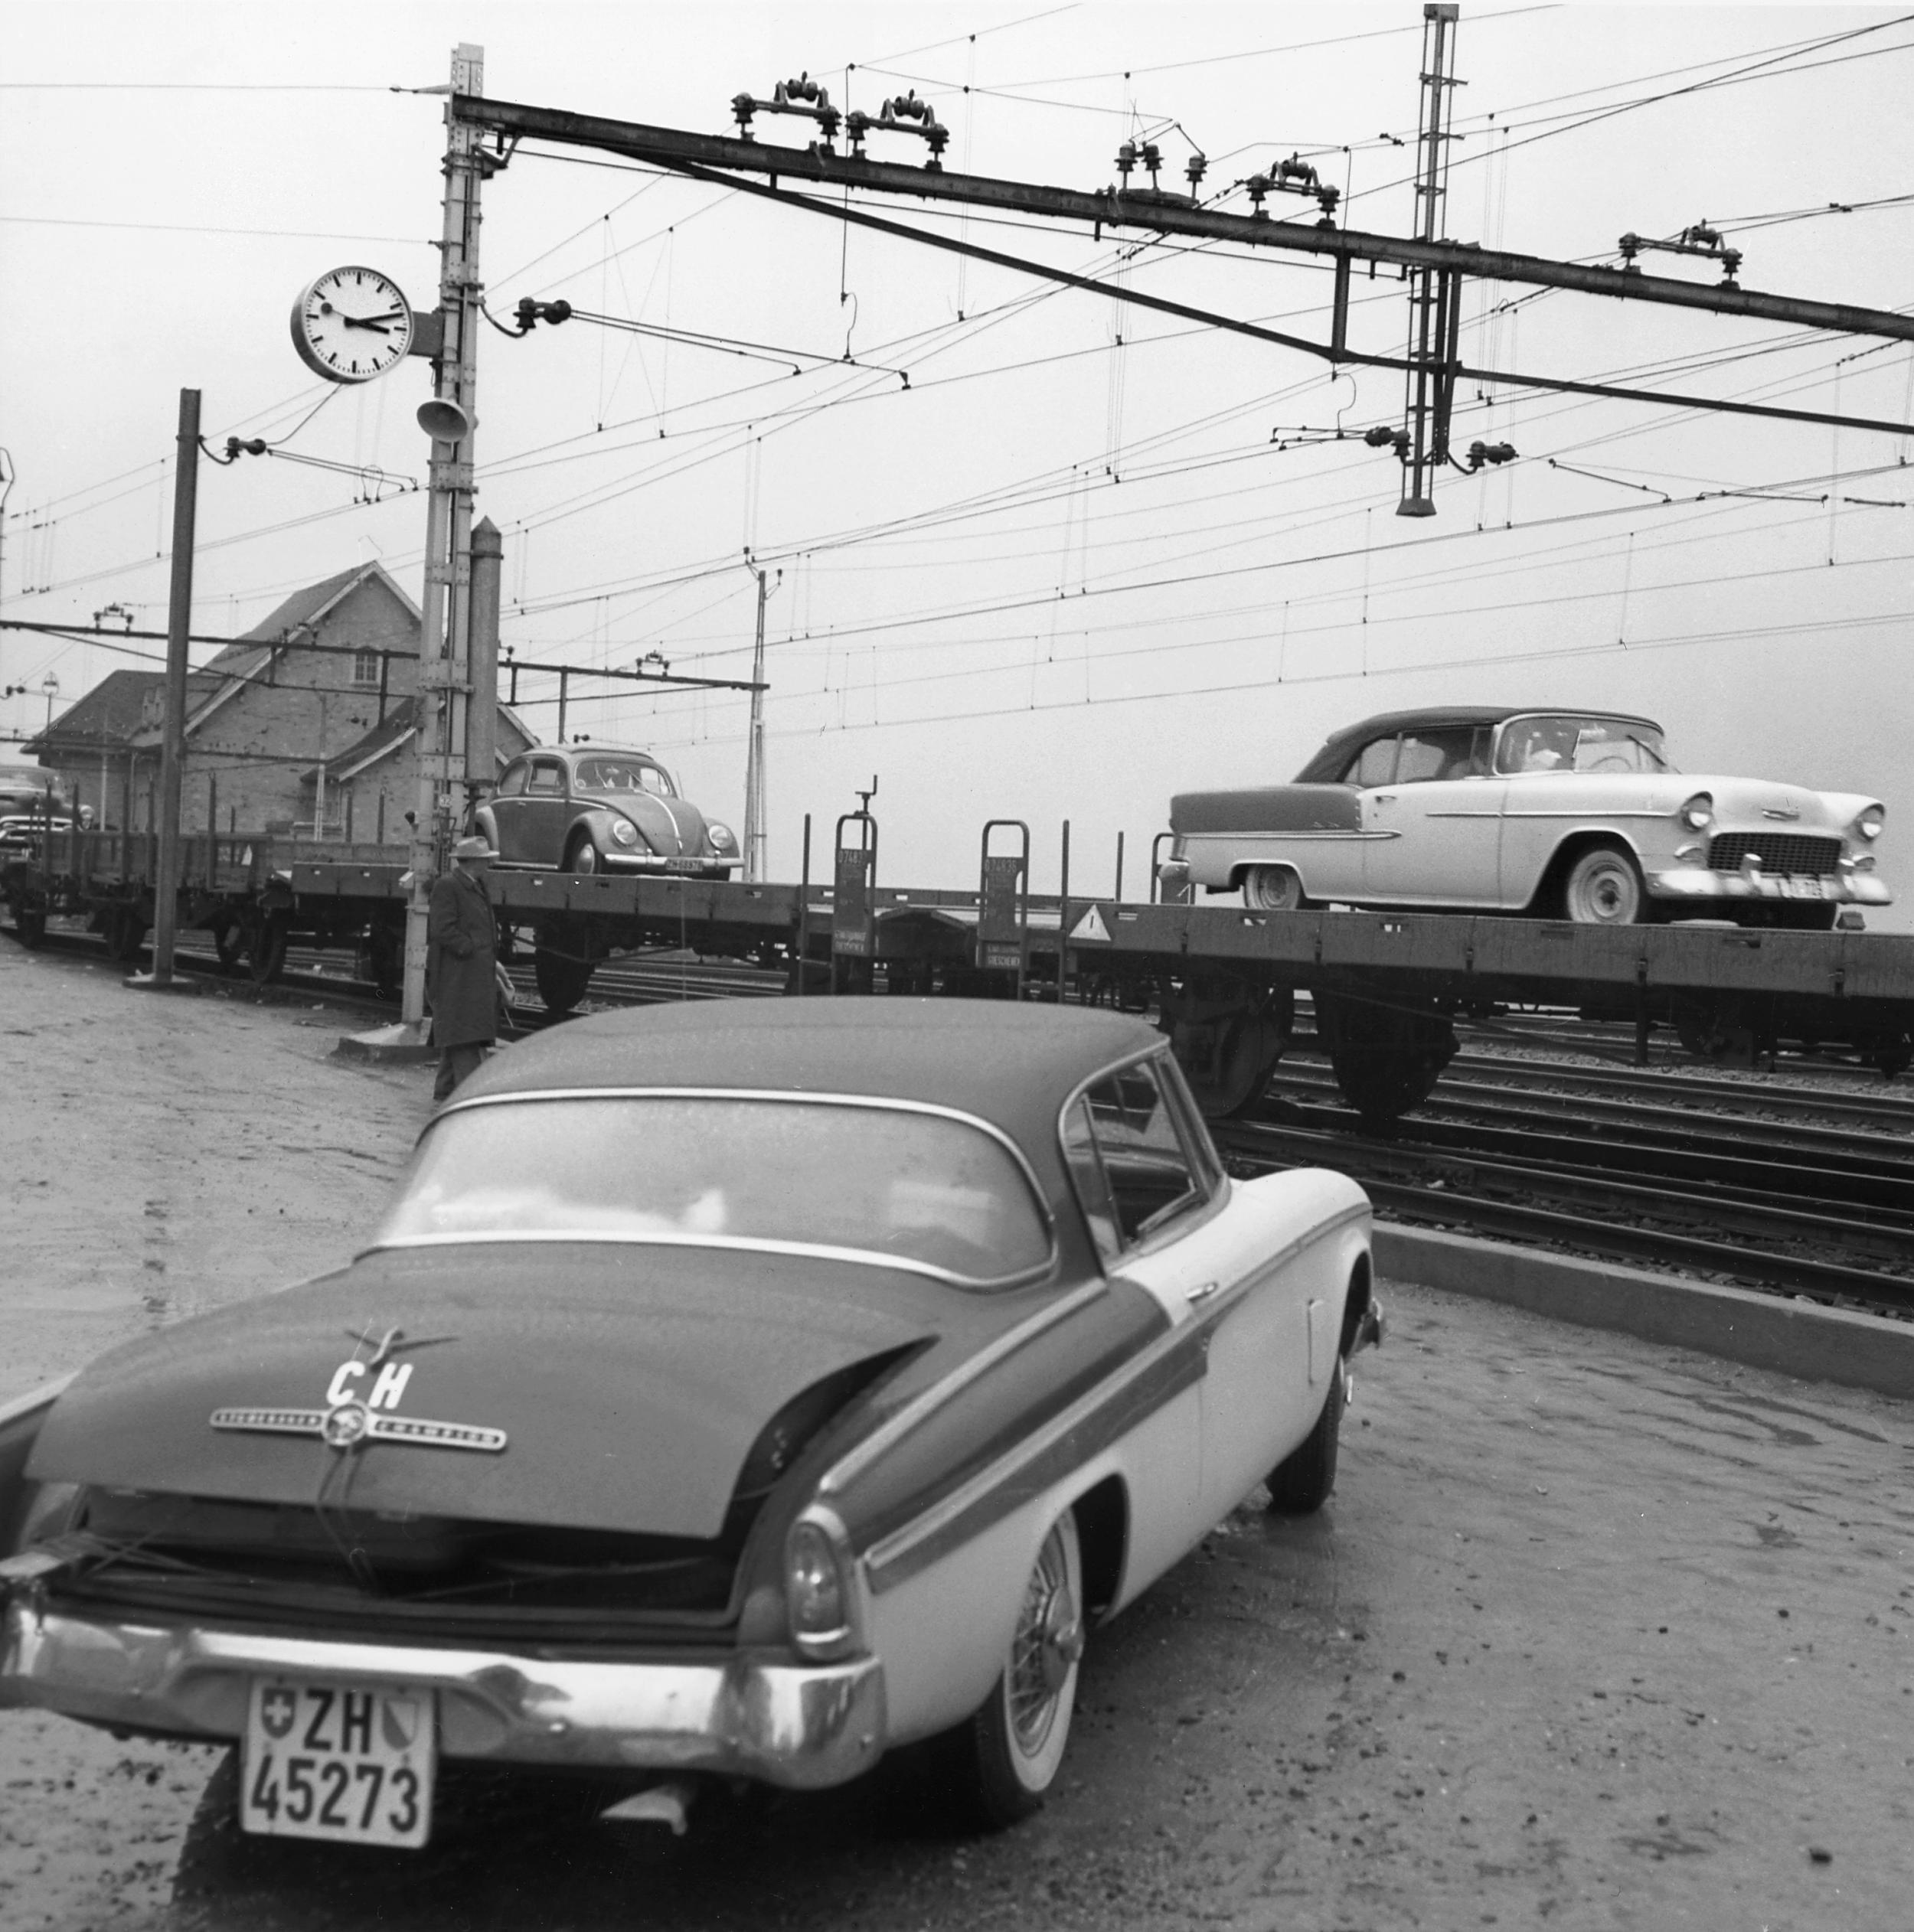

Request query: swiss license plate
[{"left": 240, "top": 1676, "right": 436, "bottom": 1849}]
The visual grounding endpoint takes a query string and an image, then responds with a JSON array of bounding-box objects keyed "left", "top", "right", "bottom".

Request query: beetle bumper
[{"left": 0, "top": 1604, "right": 886, "bottom": 1789}]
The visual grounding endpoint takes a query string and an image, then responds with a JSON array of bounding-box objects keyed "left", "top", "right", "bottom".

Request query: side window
[
  {"left": 1079, "top": 1059, "right": 1207, "bottom": 1245},
  {"left": 1395, "top": 726, "right": 1482, "bottom": 784},
  {"left": 527, "top": 760, "right": 565, "bottom": 797},
  {"left": 1061, "top": 1099, "right": 1122, "bottom": 1265},
  {"left": 496, "top": 762, "right": 529, "bottom": 799},
  {"left": 1344, "top": 736, "right": 1398, "bottom": 787},
  {"left": 1155, "top": 1054, "right": 1225, "bottom": 1198}
]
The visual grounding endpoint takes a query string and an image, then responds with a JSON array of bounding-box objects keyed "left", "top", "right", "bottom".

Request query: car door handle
[{"left": 1185, "top": 1281, "right": 1221, "bottom": 1304}]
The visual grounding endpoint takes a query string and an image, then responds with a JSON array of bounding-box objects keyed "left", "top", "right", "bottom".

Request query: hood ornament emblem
[{"left": 1762, "top": 804, "right": 1801, "bottom": 821}]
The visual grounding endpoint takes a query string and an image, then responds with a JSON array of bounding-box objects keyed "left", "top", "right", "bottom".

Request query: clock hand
[{"left": 340, "top": 317, "right": 394, "bottom": 334}]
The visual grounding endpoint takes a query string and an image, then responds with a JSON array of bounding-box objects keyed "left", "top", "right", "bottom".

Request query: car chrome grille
[{"left": 1707, "top": 833, "right": 1841, "bottom": 876}]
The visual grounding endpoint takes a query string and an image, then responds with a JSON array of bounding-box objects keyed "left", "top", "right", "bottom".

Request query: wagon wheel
[
  {"left": 1313, "top": 990, "right": 1457, "bottom": 1127},
  {"left": 247, "top": 914, "right": 289, "bottom": 985},
  {"left": 942, "top": 1510, "right": 1084, "bottom": 1830},
  {"left": 1266, "top": 1358, "right": 1346, "bottom": 1514},
  {"left": 11, "top": 903, "right": 46, "bottom": 949},
  {"left": 533, "top": 939, "right": 595, "bottom": 1014}
]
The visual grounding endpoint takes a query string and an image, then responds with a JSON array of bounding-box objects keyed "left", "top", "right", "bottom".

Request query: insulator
[
  {"left": 1115, "top": 141, "right": 1136, "bottom": 178},
  {"left": 1246, "top": 173, "right": 1270, "bottom": 209},
  {"left": 1186, "top": 153, "right": 1207, "bottom": 190},
  {"left": 1363, "top": 424, "right": 1400, "bottom": 448}
]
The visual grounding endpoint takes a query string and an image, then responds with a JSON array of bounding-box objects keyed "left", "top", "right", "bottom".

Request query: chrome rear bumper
[{"left": 0, "top": 1604, "right": 884, "bottom": 1789}]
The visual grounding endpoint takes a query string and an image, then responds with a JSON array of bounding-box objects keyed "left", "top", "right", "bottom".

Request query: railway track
[{"left": 18, "top": 912, "right": 1912, "bottom": 1317}]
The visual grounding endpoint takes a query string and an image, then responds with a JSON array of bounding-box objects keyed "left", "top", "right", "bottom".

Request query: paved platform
[{"left": 0, "top": 935, "right": 1906, "bottom": 1928}]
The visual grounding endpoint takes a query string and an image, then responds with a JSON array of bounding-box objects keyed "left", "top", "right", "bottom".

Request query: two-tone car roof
[
  {"left": 1294, "top": 706, "right": 1664, "bottom": 783},
  {"left": 451, "top": 998, "right": 1168, "bottom": 1196}
]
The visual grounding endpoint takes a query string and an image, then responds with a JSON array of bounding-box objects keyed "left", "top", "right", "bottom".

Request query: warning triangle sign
[{"left": 1069, "top": 906, "right": 1112, "bottom": 943}]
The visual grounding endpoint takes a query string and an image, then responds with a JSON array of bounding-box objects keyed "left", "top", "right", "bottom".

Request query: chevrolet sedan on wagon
[
  {"left": 0, "top": 1000, "right": 1379, "bottom": 1846},
  {"left": 1161, "top": 706, "right": 1889, "bottom": 927}
]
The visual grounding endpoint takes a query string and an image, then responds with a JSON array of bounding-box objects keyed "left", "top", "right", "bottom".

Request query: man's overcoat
[{"left": 426, "top": 866, "right": 498, "bottom": 1049}]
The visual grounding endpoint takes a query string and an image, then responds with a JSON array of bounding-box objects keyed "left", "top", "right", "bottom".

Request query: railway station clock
[{"left": 290, "top": 266, "right": 415, "bottom": 383}]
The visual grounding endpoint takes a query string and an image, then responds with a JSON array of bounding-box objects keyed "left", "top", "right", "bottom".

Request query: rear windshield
[{"left": 375, "top": 1095, "right": 1052, "bottom": 1287}]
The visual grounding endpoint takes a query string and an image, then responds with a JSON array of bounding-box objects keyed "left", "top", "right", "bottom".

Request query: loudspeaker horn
[{"left": 416, "top": 397, "right": 475, "bottom": 443}]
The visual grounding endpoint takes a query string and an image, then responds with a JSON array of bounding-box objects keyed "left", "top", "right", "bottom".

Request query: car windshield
[
  {"left": 1494, "top": 716, "right": 1671, "bottom": 775},
  {"left": 572, "top": 756, "right": 674, "bottom": 797},
  {"left": 0, "top": 767, "right": 57, "bottom": 793},
  {"left": 374, "top": 1095, "right": 1052, "bottom": 1287}
]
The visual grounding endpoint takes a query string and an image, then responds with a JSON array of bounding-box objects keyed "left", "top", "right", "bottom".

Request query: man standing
[{"left": 427, "top": 834, "right": 498, "bottom": 1103}]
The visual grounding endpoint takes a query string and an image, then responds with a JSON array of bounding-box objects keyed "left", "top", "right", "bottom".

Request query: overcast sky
[{"left": 3, "top": 3, "right": 1910, "bottom": 916}]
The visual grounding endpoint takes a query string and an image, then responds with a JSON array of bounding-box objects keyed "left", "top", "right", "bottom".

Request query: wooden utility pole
[
  {"left": 743, "top": 563, "right": 769, "bottom": 883},
  {"left": 142, "top": 388, "right": 200, "bottom": 989}
]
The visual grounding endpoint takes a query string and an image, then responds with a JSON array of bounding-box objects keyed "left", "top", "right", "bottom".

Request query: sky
[{"left": 2, "top": 2, "right": 1911, "bottom": 917}]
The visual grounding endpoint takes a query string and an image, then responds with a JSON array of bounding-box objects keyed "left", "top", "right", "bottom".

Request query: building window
[{"left": 351, "top": 648, "right": 381, "bottom": 689}]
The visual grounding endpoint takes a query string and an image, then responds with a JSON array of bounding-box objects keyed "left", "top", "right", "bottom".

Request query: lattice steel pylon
[{"left": 1397, "top": 3, "right": 1462, "bottom": 518}]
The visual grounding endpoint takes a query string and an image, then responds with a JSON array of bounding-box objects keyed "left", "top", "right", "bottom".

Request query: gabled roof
[
  {"left": 27, "top": 668, "right": 220, "bottom": 755},
  {"left": 205, "top": 560, "right": 420, "bottom": 672}
]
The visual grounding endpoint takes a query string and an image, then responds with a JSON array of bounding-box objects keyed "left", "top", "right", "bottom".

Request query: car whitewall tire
[
  {"left": 957, "top": 1509, "right": 1085, "bottom": 1828},
  {"left": 1561, "top": 843, "right": 1643, "bottom": 925},
  {"left": 1243, "top": 864, "right": 1306, "bottom": 912}
]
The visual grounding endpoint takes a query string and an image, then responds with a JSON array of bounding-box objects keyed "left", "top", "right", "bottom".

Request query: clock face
[{"left": 290, "top": 266, "right": 415, "bottom": 383}]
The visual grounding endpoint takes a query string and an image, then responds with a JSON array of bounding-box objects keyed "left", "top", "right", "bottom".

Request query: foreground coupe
[
  {"left": 0, "top": 1001, "right": 1378, "bottom": 1845},
  {"left": 1162, "top": 706, "right": 1889, "bottom": 926},
  {"left": 475, "top": 744, "right": 739, "bottom": 877}
]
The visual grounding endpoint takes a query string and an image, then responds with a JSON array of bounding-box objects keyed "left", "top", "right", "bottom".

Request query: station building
[{"left": 28, "top": 561, "right": 532, "bottom": 840}]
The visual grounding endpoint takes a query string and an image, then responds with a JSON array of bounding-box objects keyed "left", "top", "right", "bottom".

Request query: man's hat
[{"left": 452, "top": 834, "right": 496, "bottom": 861}]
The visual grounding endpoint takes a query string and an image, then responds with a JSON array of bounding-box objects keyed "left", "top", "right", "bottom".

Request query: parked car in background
[
  {"left": 1161, "top": 707, "right": 1890, "bottom": 928},
  {"left": 0, "top": 1000, "right": 1378, "bottom": 1843},
  {"left": 0, "top": 763, "right": 87, "bottom": 852},
  {"left": 475, "top": 745, "right": 738, "bottom": 878}
]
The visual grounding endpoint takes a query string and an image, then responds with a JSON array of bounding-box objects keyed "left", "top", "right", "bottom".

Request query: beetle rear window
[{"left": 375, "top": 1096, "right": 1051, "bottom": 1286}]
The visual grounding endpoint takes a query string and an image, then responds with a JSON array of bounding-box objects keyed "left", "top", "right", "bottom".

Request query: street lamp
[{"left": 40, "top": 672, "right": 60, "bottom": 733}]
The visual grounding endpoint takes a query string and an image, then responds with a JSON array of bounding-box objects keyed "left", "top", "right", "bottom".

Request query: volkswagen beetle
[
  {"left": 0, "top": 1000, "right": 1377, "bottom": 1845},
  {"left": 1161, "top": 707, "right": 1889, "bottom": 927},
  {"left": 476, "top": 744, "right": 739, "bottom": 877}
]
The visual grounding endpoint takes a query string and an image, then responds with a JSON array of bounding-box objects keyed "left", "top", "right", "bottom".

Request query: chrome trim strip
[
  {"left": 818, "top": 1279, "right": 1108, "bottom": 1496},
  {"left": 864, "top": 1208, "right": 1371, "bottom": 1591},
  {"left": 0, "top": 1608, "right": 886, "bottom": 1790},
  {"left": 0, "top": 1376, "right": 77, "bottom": 1433},
  {"left": 863, "top": 1309, "right": 1204, "bottom": 1593},
  {"left": 363, "top": 1229, "right": 1049, "bottom": 1294}
]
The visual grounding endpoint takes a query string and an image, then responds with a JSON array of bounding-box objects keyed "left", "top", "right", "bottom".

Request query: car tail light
[
  {"left": 1854, "top": 805, "right": 1885, "bottom": 841},
  {"left": 1678, "top": 792, "right": 1713, "bottom": 832},
  {"left": 785, "top": 1512, "right": 857, "bottom": 1656}
]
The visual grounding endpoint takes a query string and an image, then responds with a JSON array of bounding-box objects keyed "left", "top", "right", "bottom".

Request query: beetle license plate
[{"left": 240, "top": 1676, "right": 436, "bottom": 1849}]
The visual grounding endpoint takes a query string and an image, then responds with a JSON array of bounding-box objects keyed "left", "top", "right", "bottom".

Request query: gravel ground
[{"left": 2, "top": 934, "right": 1909, "bottom": 1930}]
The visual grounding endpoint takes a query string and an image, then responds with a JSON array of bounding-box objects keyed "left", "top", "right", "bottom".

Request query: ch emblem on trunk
[{"left": 211, "top": 1329, "right": 505, "bottom": 1453}]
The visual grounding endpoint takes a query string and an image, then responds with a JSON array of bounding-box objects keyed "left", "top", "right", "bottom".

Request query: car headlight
[
  {"left": 785, "top": 1513, "right": 855, "bottom": 1656},
  {"left": 708, "top": 822, "right": 736, "bottom": 851},
  {"left": 609, "top": 818, "right": 639, "bottom": 847},
  {"left": 1678, "top": 791, "right": 1713, "bottom": 833},
  {"left": 1854, "top": 805, "right": 1885, "bottom": 841}
]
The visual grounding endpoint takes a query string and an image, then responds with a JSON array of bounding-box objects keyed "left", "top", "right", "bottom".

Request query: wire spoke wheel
[{"left": 951, "top": 1509, "right": 1083, "bottom": 1828}]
